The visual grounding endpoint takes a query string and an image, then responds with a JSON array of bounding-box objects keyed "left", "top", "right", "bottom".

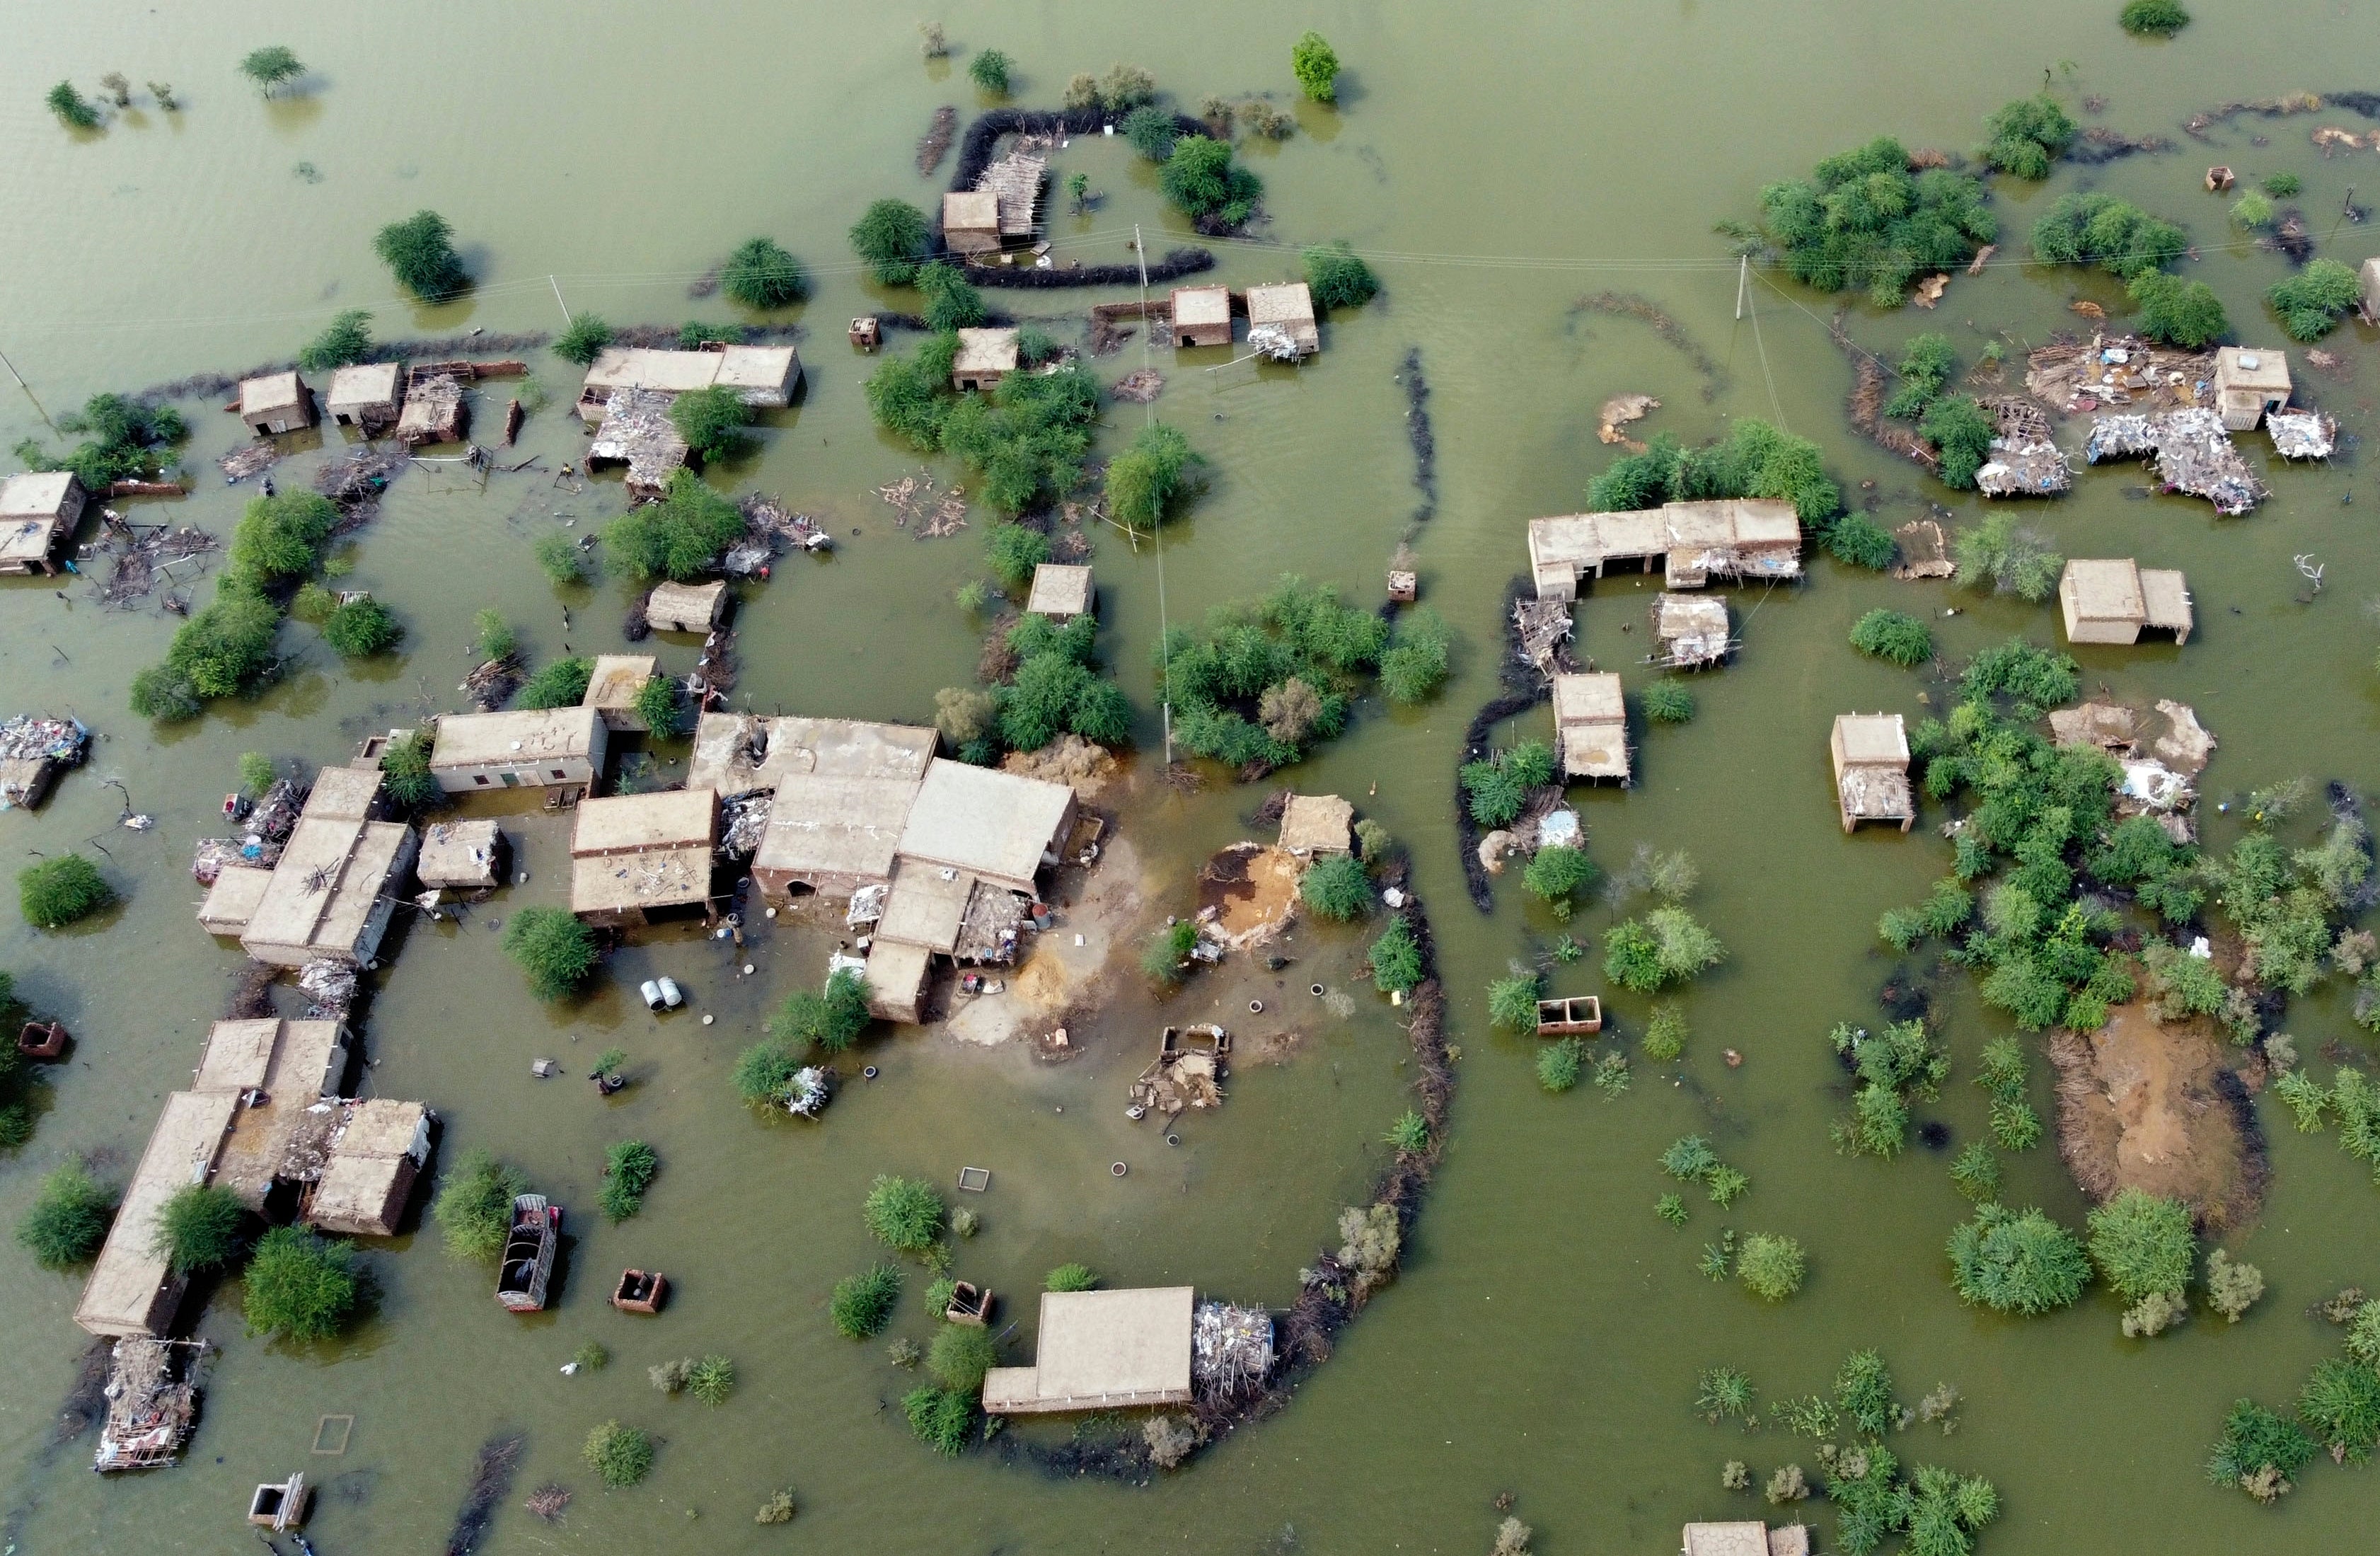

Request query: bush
[
  {"left": 1885, "top": 333, "right": 1955, "bottom": 419},
  {"left": 229, "top": 489, "right": 337, "bottom": 582},
  {"left": 1948, "top": 1204, "right": 2089, "bottom": 1315},
  {"left": 1643, "top": 1003, "right": 1688, "bottom": 1061},
  {"left": 1822, "top": 512, "right": 1897, "bottom": 570},
  {"left": 1300, "top": 854, "right": 1374, "bottom": 921},
  {"left": 1160, "top": 137, "right": 1261, "bottom": 226},
  {"left": 1605, "top": 908, "right": 1725, "bottom": 992},
  {"left": 322, "top": 596, "right": 400, "bottom": 657},
  {"left": 17, "top": 1166, "right": 114, "bottom": 1268},
  {"left": 1121, "top": 105, "right": 1179, "bottom": 161},
  {"left": 967, "top": 47, "right": 1011, "bottom": 94},
  {"left": 2268, "top": 258, "right": 2362, "bottom": 342},
  {"left": 1104, "top": 422, "right": 1199, "bottom": 531},
  {"left": 732, "top": 1041, "right": 802, "bottom": 1107},
  {"left": 1921, "top": 396, "right": 1994, "bottom": 490},
  {"left": 583, "top": 1422, "right": 655, "bottom": 1488},
  {"left": 1364, "top": 918, "right": 1423, "bottom": 994},
  {"left": 503, "top": 906, "right": 600, "bottom": 1000},
  {"left": 533, "top": 531, "right": 584, "bottom": 584},
  {"left": 2030, "top": 192, "right": 2188, "bottom": 281},
  {"left": 18, "top": 391, "right": 185, "bottom": 491},
  {"left": 2205, "top": 1400, "right": 2313, "bottom": 1502},
  {"left": 1460, "top": 760, "right": 1526, "bottom": 828},
  {"left": 1377, "top": 609, "right": 1450, "bottom": 703},
  {"left": 1953, "top": 512, "right": 2062, "bottom": 601},
  {"left": 554, "top": 314, "right": 613, "bottom": 367},
  {"left": 903, "top": 1385, "right": 976, "bottom": 1455},
  {"left": 1537, "top": 1037, "right": 1584, "bottom": 1093},
  {"left": 238, "top": 45, "right": 305, "bottom": 93},
  {"left": 2127, "top": 271, "right": 2228, "bottom": 347},
  {"left": 1642, "top": 684, "right": 1696, "bottom": 725},
  {"left": 1752, "top": 138, "right": 1995, "bottom": 305},
  {"left": 2297, "top": 1358, "right": 2380, "bottom": 1462},
  {"left": 2263, "top": 172, "right": 2301, "bottom": 198},
  {"left": 242, "top": 1227, "right": 358, "bottom": 1340},
  {"left": 2229, "top": 192, "right": 2274, "bottom": 231},
  {"left": 1384, "top": 1110, "right": 1429, "bottom": 1153},
  {"left": 669, "top": 384, "right": 753, "bottom": 461},
  {"left": 685, "top": 1354, "right": 735, "bottom": 1407},
  {"left": 1290, "top": 31, "right": 1340, "bottom": 100},
  {"left": 1737, "top": 1235, "right": 1807, "bottom": 1301},
  {"left": 47, "top": 81, "right": 102, "bottom": 128},
  {"left": 721, "top": 236, "right": 807, "bottom": 309},
  {"left": 1948, "top": 1141, "right": 2001, "bottom": 1202},
  {"left": 2120, "top": 0, "right": 2189, "bottom": 35},
  {"left": 916, "top": 261, "right": 986, "bottom": 331},
  {"left": 850, "top": 199, "right": 930, "bottom": 286},
  {"left": 2086, "top": 1188, "right": 2195, "bottom": 1306},
  {"left": 1961, "top": 638, "right": 2079, "bottom": 711},
  {"left": 1849, "top": 609, "right": 1932, "bottom": 667},
  {"left": 1303, "top": 241, "right": 1377, "bottom": 309},
  {"left": 372, "top": 209, "right": 469, "bottom": 302},
  {"left": 831, "top": 1264, "right": 902, "bottom": 1338},
  {"left": 770, "top": 968, "right": 872, "bottom": 1054},
  {"left": 129, "top": 666, "right": 202, "bottom": 722},
  {"left": 1523, "top": 846, "right": 1598, "bottom": 912},
  {"left": 630, "top": 674, "right": 682, "bottom": 738},
  {"left": 2205, "top": 1249, "right": 2264, "bottom": 1321},
  {"left": 298, "top": 310, "right": 374, "bottom": 372},
  {"left": 432, "top": 1148, "right": 527, "bottom": 1262},
  {"left": 1141, "top": 921, "right": 1198, "bottom": 984},
  {"left": 154, "top": 1182, "right": 243, "bottom": 1273},
  {"left": 20, "top": 855, "right": 111, "bottom": 928},
  {"left": 600, "top": 1140, "right": 659, "bottom": 1223},
  {"left": 1488, "top": 973, "right": 1541, "bottom": 1031},
  {"left": 928, "top": 1322, "right": 1000, "bottom": 1392},
  {"left": 865, "top": 1175, "right": 945, "bottom": 1255},
  {"left": 1981, "top": 93, "right": 2077, "bottom": 180},
  {"left": 603, "top": 470, "right": 746, "bottom": 580}
]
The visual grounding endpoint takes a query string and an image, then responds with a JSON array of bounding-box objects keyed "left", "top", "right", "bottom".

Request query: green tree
[
  {"left": 1850, "top": 609, "right": 1933, "bottom": 666},
  {"left": 770, "top": 968, "right": 872, "bottom": 1054},
  {"left": 903, "top": 1385, "right": 977, "bottom": 1454},
  {"left": 533, "top": 531, "right": 584, "bottom": 584},
  {"left": 1104, "top": 422, "right": 1200, "bottom": 530},
  {"left": 503, "top": 906, "right": 600, "bottom": 1000},
  {"left": 2120, "top": 0, "right": 2189, "bottom": 35},
  {"left": 1121, "top": 105, "right": 1179, "bottom": 162},
  {"left": 865, "top": 1176, "right": 945, "bottom": 1256},
  {"left": 1953, "top": 512, "right": 2063, "bottom": 601},
  {"left": 732, "top": 1040, "right": 802, "bottom": 1106},
  {"left": 1980, "top": 93, "right": 2077, "bottom": 179},
  {"left": 2205, "top": 1400, "right": 2313, "bottom": 1502},
  {"left": 1160, "top": 137, "right": 1261, "bottom": 226},
  {"left": 1948, "top": 1204, "right": 2089, "bottom": 1315},
  {"left": 850, "top": 199, "right": 931, "bottom": 286},
  {"left": 20, "top": 855, "right": 111, "bottom": 928},
  {"left": 431, "top": 1148, "right": 526, "bottom": 1262},
  {"left": 1537, "top": 1037, "right": 1584, "bottom": 1093},
  {"left": 1302, "top": 241, "right": 1378, "bottom": 309},
  {"left": 229, "top": 490, "right": 338, "bottom": 582},
  {"left": 298, "top": 310, "right": 374, "bottom": 372},
  {"left": 2297, "top": 1359, "right": 2380, "bottom": 1463},
  {"left": 1300, "top": 854, "right": 1374, "bottom": 921},
  {"left": 669, "top": 384, "right": 752, "bottom": 461},
  {"left": 1290, "top": 31, "right": 1341, "bottom": 101},
  {"left": 831, "top": 1264, "right": 901, "bottom": 1337},
  {"left": 322, "top": 597, "right": 401, "bottom": 658},
  {"left": 372, "top": 209, "right": 470, "bottom": 303},
  {"left": 1366, "top": 918, "right": 1423, "bottom": 993},
  {"left": 1737, "top": 1235, "right": 1806, "bottom": 1301},
  {"left": 583, "top": 1422, "right": 655, "bottom": 1487},
  {"left": 516, "top": 656, "right": 594, "bottom": 710},
  {"left": 1921, "top": 396, "right": 1994, "bottom": 490},
  {"left": 2268, "top": 258, "right": 2362, "bottom": 342},
  {"left": 553, "top": 314, "right": 614, "bottom": 367},
  {"left": 967, "top": 48, "right": 1012, "bottom": 94},
  {"left": 243, "top": 1227, "right": 358, "bottom": 1340},
  {"left": 2086, "top": 1188, "right": 2195, "bottom": 1305},
  {"left": 1752, "top": 137, "right": 1996, "bottom": 305},
  {"left": 1523, "top": 846, "right": 1598, "bottom": 914},
  {"left": 603, "top": 470, "right": 746, "bottom": 580},
  {"left": 238, "top": 46, "right": 304, "bottom": 94},
  {"left": 2030, "top": 192, "right": 2187, "bottom": 281},
  {"left": 16, "top": 1165, "right": 114, "bottom": 1268},
  {"left": 632, "top": 674, "right": 682, "bottom": 737},
  {"left": 1489, "top": 973, "right": 1542, "bottom": 1031},
  {"left": 46, "top": 82, "right": 102, "bottom": 129},
  {"left": 915, "top": 261, "right": 986, "bottom": 330},
  {"left": 376, "top": 727, "right": 436, "bottom": 805},
  {"left": 1377, "top": 609, "right": 1450, "bottom": 703},
  {"left": 720, "top": 236, "right": 807, "bottom": 309},
  {"left": 2127, "top": 272, "right": 2226, "bottom": 347}
]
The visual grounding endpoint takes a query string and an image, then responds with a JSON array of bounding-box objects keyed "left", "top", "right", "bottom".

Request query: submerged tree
[
  {"left": 20, "top": 855, "right": 112, "bottom": 928},
  {"left": 297, "top": 309, "right": 374, "bottom": 373},
  {"left": 1980, "top": 93, "right": 2077, "bottom": 179},
  {"left": 45, "top": 81, "right": 103, "bottom": 129},
  {"left": 238, "top": 46, "right": 305, "bottom": 96},
  {"left": 17, "top": 1166, "right": 115, "bottom": 1268},
  {"left": 1290, "top": 32, "right": 1341, "bottom": 102},
  {"left": 720, "top": 236, "right": 807, "bottom": 309},
  {"left": 432, "top": 1148, "right": 528, "bottom": 1262},
  {"left": 372, "top": 209, "right": 470, "bottom": 303},
  {"left": 503, "top": 907, "right": 600, "bottom": 1000},
  {"left": 850, "top": 199, "right": 930, "bottom": 286},
  {"left": 1947, "top": 1204, "right": 2089, "bottom": 1315},
  {"left": 1748, "top": 137, "right": 1996, "bottom": 305},
  {"left": 243, "top": 1228, "right": 358, "bottom": 1340}
]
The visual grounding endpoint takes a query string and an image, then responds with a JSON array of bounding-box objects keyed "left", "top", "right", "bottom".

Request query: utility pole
[
  {"left": 1133, "top": 224, "right": 1173, "bottom": 768},
  {"left": 0, "top": 343, "right": 56, "bottom": 432},
  {"left": 1735, "top": 255, "right": 1749, "bottom": 321},
  {"left": 549, "top": 275, "right": 573, "bottom": 328}
]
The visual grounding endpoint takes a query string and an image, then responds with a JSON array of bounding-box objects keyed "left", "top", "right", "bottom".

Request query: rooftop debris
[
  {"left": 724, "top": 494, "right": 833, "bottom": 576},
  {"left": 1110, "top": 369, "right": 1164, "bottom": 403},
  {"left": 2026, "top": 333, "right": 2214, "bottom": 416},
  {"left": 395, "top": 369, "right": 468, "bottom": 446},
  {"left": 2084, "top": 408, "right": 2268, "bottom": 515},
  {"left": 953, "top": 878, "right": 1030, "bottom": 963},
  {"left": 1128, "top": 1025, "right": 1230, "bottom": 1118},
  {"left": 313, "top": 447, "right": 408, "bottom": 524},
  {"left": 0, "top": 715, "right": 91, "bottom": 808},
  {"left": 1191, "top": 1301, "right": 1273, "bottom": 1401},
  {"left": 587, "top": 386, "right": 689, "bottom": 500},
  {"left": 93, "top": 1337, "right": 209, "bottom": 1472},
  {"left": 1974, "top": 396, "right": 2073, "bottom": 497},
  {"left": 1597, "top": 393, "right": 1660, "bottom": 449},
  {"left": 297, "top": 959, "right": 359, "bottom": 1020},
  {"left": 875, "top": 470, "right": 968, "bottom": 536},
  {"left": 1513, "top": 595, "right": 1576, "bottom": 679},
  {"left": 1648, "top": 593, "right": 1732, "bottom": 668},
  {"left": 692, "top": 626, "right": 737, "bottom": 706},
  {"left": 719, "top": 791, "right": 771, "bottom": 857},
  {"left": 1890, "top": 518, "right": 1956, "bottom": 580},
  {"left": 2265, "top": 408, "right": 2337, "bottom": 459},
  {"left": 786, "top": 1066, "right": 830, "bottom": 1118},
  {"left": 461, "top": 653, "right": 521, "bottom": 711},
  {"left": 216, "top": 442, "right": 282, "bottom": 483},
  {"left": 98, "top": 521, "right": 220, "bottom": 609},
  {"left": 974, "top": 151, "right": 1046, "bottom": 240}
]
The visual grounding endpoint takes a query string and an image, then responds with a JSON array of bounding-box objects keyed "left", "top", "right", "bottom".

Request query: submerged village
[{"left": 8, "top": 11, "right": 2380, "bottom": 1556}]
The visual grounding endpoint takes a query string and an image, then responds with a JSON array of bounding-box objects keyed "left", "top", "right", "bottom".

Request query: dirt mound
[
  {"left": 2048, "top": 1003, "right": 2264, "bottom": 1229},
  {"left": 1197, "top": 843, "right": 1301, "bottom": 945},
  {"left": 1002, "top": 734, "right": 1118, "bottom": 799}
]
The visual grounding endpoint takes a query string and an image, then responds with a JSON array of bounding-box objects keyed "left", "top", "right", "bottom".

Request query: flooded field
[{"left": 2, "top": 3, "right": 2378, "bottom": 1552}]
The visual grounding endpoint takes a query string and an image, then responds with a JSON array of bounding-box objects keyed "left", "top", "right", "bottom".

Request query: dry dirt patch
[{"left": 2048, "top": 1003, "right": 2263, "bottom": 1229}]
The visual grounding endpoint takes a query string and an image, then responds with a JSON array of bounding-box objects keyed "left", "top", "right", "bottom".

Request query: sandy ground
[
  {"left": 1196, "top": 842, "right": 1303, "bottom": 945},
  {"left": 943, "top": 834, "right": 1144, "bottom": 1047},
  {"left": 2049, "top": 1002, "right": 2262, "bottom": 1228}
]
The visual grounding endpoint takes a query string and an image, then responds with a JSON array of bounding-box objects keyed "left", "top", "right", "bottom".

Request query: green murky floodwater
[{"left": 4, "top": 3, "right": 2380, "bottom": 1551}]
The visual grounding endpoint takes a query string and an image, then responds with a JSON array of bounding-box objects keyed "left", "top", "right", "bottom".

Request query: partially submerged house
[
  {"left": 324, "top": 362, "right": 403, "bottom": 434},
  {"left": 692, "top": 714, "right": 935, "bottom": 895},
  {"left": 575, "top": 345, "right": 801, "bottom": 422},
  {"left": 1831, "top": 713, "right": 1913, "bottom": 834},
  {"left": 1552, "top": 672, "right": 1629, "bottom": 783},
  {"left": 895, "top": 759, "right": 1077, "bottom": 896},
  {"left": 416, "top": 818, "right": 505, "bottom": 891},
  {"left": 1651, "top": 593, "right": 1731, "bottom": 668},
  {"left": 0, "top": 471, "right": 86, "bottom": 575},
  {"left": 0, "top": 713, "right": 91, "bottom": 808},
  {"left": 394, "top": 367, "right": 467, "bottom": 446},
  {"left": 1527, "top": 499, "right": 1802, "bottom": 600},
  {"left": 2083, "top": 408, "right": 2267, "bottom": 516},
  {"left": 1682, "top": 1523, "right": 1810, "bottom": 1556},
  {"left": 1278, "top": 793, "right": 1354, "bottom": 857},
  {"left": 981, "top": 1286, "right": 1196, "bottom": 1414},
  {"left": 584, "top": 654, "right": 659, "bottom": 732},
  {"left": 586, "top": 386, "right": 689, "bottom": 500},
  {"left": 862, "top": 855, "right": 1036, "bottom": 1022},
  {"left": 570, "top": 788, "right": 720, "bottom": 927},
  {"left": 1244, "top": 281, "right": 1319, "bottom": 359},
  {"left": 2058, "top": 558, "right": 2193, "bottom": 646},
  {"left": 646, "top": 579, "right": 726, "bottom": 634},
  {"left": 308, "top": 1099, "right": 432, "bottom": 1238},
  {"left": 427, "top": 705, "right": 608, "bottom": 793},
  {"left": 75, "top": 1090, "right": 241, "bottom": 1337},
  {"left": 952, "top": 328, "right": 1019, "bottom": 392},
  {"left": 1025, "top": 563, "right": 1093, "bottom": 620},
  {"left": 941, "top": 190, "right": 1003, "bottom": 255},
  {"left": 238, "top": 371, "right": 314, "bottom": 436},
  {"left": 2210, "top": 347, "right": 2290, "bottom": 432},
  {"left": 1169, "top": 284, "right": 1233, "bottom": 349},
  {"left": 231, "top": 768, "right": 418, "bottom": 967}
]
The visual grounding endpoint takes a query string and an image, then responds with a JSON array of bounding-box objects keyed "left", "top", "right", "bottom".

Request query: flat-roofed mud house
[
  {"left": 1278, "top": 793, "right": 1354, "bottom": 857},
  {"left": 1831, "top": 713, "right": 1913, "bottom": 834},
  {"left": 224, "top": 768, "right": 418, "bottom": 967},
  {"left": 1528, "top": 498, "right": 1802, "bottom": 600},
  {"left": 645, "top": 579, "right": 726, "bottom": 634},
  {"left": 415, "top": 818, "right": 505, "bottom": 891},
  {"left": 2210, "top": 347, "right": 2290, "bottom": 432},
  {"left": 584, "top": 654, "right": 658, "bottom": 732},
  {"left": 1552, "top": 672, "right": 1629, "bottom": 783},
  {"left": 306, "top": 1099, "right": 432, "bottom": 1238},
  {"left": 324, "top": 362, "right": 403, "bottom": 433},
  {"left": 1244, "top": 280, "right": 1320, "bottom": 357},
  {"left": 895, "top": 759, "right": 1077, "bottom": 895},
  {"left": 570, "top": 788, "right": 720, "bottom": 928},
  {"left": 2059, "top": 558, "right": 2193, "bottom": 647},
  {"left": 942, "top": 190, "right": 1002, "bottom": 255},
  {"left": 1025, "top": 563, "right": 1094, "bottom": 621},
  {"left": 1651, "top": 592, "right": 1732, "bottom": 668},
  {"left": 74, "top": 1090, "right": 241, "bottom": 1337},
  {"left": 0, "top": 471, "right": 86, "bottom": 575},
  {"left": 237, "top": 371, "right": 314, "bottom": 436},
  {"left": 982, "top": 1286, "right": 1196, "bottom": 1414},
  {"left": 427, "top": 706, "right": 608, "bottom": 793},
  {"left": 952, "top": 328, "right": 1019, "bottom": 392},
  {"left": 1169, "top": 284, "right": 1233, "bottom": 348},
  {"left": 574, "top": 345, "right": 802, "bottom": 422},
  {"left": 693, "top": 715, "right": 937, "bottom": 897}
]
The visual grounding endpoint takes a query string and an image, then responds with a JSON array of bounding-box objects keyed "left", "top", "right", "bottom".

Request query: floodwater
[{"left": 4, "top": 3, "right": 2379, "bottom": 1552}]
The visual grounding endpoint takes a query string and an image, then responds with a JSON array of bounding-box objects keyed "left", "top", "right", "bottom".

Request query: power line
[{"left": 1132, "top": 223, "right": 1173, "bottom": 769}]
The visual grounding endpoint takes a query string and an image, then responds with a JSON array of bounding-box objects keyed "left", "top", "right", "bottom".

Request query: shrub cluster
[
  {"left": 864, "top": 1175, "right": 945, "bottom": 1255},
  {"left": 770, "top": 967, "right": 873, "bottom": 1054},
  {"left": 603, "top": 470, "right": 746, "bottom": 580},
  {"left": 298, "top": 309, "right": 374, "bottom": 372},
  {"left": 1750, "top": 137, "right": 1997, "bottom": 305},
  {"left": 720, "top": 236, "right": 807, "bottom": 309},
  {"left": 243, "top": 1227, "right": 359, "bottom": 1340},
  {"left": 1604, "top": 907, "right": 1726, "bottom": 993},
  {"left": 599, "top": 1140, "right": 659, "bottom": 1223},
  {"left": 503, "top": 907, "right": 601, "bottom": 1001},
  {"left": 2268, "top": 258, "right": 2362, "bottom": 342},
  {"left": 20, "top": 855, "right": 112, "bottom": 928},
  {"left": 1849, "top": 609, "right": 1932, "bottom": 667},
  {"left": 1980, "top": 93, "right": 2077, "bottom": 180},
  {"left": 866, "top": 333, "right": 1104, "bottom": 514},
  {"left": 17, "top": 1165, "right": 115, "bottom": 1267},
  {"left": 1951, "top": 513, "right": 2062, "bottom": 602},
  {"left": 1161, "top": 576, "right": 1390, "bottom": 771},
  {"left": 373, "top": 209, "right": 469, "bottom": 303},
  {"left": 849, "top": 200, "right": 930, "bottom": 286},
  {"left": 831, "top": 1264, "right": 902, "bottom": 1338},
  {"left": 1826, "top": 1018, "right": 1948, "bottom": 1159},
  {"left": 432, "top": 1148, "right": 528, "bottom": 1262},
  {"left": 1160, "top": 137, "right": 1261, "bottom": 226},
  {"left": 1947, "top": 1203, "right": 2089, "bottom": 1315},
  {"left": 1303, "top": 242, "right": 1377, "bottom": 309},
  {"left": 1300, "top": 853, "right": 1375, "bottom": 921},
  {"left": 1460, "top": 739, "right": 1555, "bottom": 829}
]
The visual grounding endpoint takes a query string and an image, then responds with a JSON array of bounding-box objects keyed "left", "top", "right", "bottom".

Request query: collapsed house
[
  {"left": 0, "top": 713, "right": 91, "bottom": 809},
  {"left": 1244, "top": 281, "right": 1319, "bottom": 359},
  {"left": 427, "top": 705, "right": 608, "bottom": 793},
  {"left": 2058, "top": 558, "right": 2193, "bottom": 647},
  {"left": 1191, "top": 1299, "right": 1274, "bottom": 1400},
  {"left": 1552, "top": 672, "right": 1629, "bottom": 783},
  {"left": 1830, "top": 713, "right": 1913, "bottom": 834},
  {"left": 2265, "top": 409, "right": 2336, "bottom": 460},
  {"left": 1025, "top": 563, "right": 1094, "bottom": 621},
  {"left": 323, "top": 362, "right": 403, "bottom": 433},
  {"left": 1128, "top": 1024, "right": 1230, "bottom": 1117},
  {"left": 0, "top": 470, "right": 86, "bottom": 575},
  {"left": 1973, "top": 397, "right": 2072, "bottom": 498},
  {"left": 2023, "top": 334, "right": 2214, "bottom": 417},
  {"left": 2084, "top": 408, "right": 2268, "bottom": 516},
  {"left": 93, "top": 1337, "right": 212, "bottom": 1472},
  {"left": 976, "top": 151, "right": 1046, "bottom": 245},
  {"left": 569, "top": 788, "right": 721, "bottom": 928},
  {"left": 583, "top": 653, "right": 659, "bottom": 732},
  {"left": 1649, "top": 593, "right": 1732, "bottom": 668},
  {"left": 394, "top": 364, "right": 468, "bottom": 446},
  {"left": 981, "top": 1286, "right": 1196, "bottom": 1414},
  {"left": 236, "top": 371, "right": 314, "bottom": 436},
  {"left": 2048, "top": 699, "right": 2214, "bottom": 841},
  {"left": 1527, "top": 498, "right": 1801, "bottom": 600},
  {"left": 952, "top": 327, "right": 1020, "bottom": 391},
  {"left": 586, "top": 386, "right": 691, "bottom": 500},
  {"left": 200, "top": 767, "right": 419, "bottom": 969}
]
